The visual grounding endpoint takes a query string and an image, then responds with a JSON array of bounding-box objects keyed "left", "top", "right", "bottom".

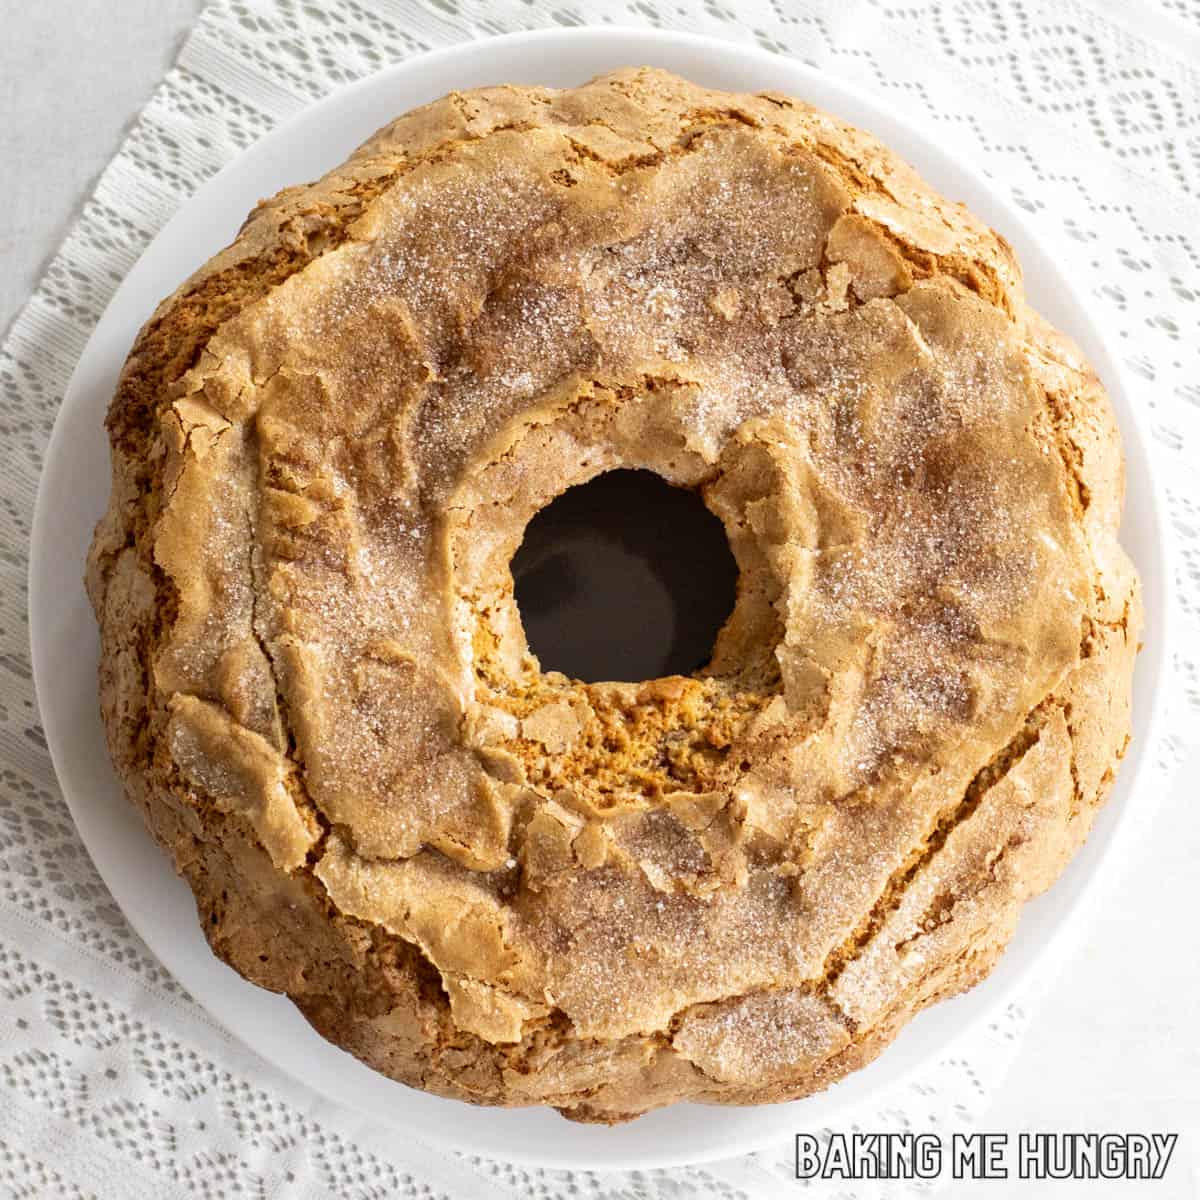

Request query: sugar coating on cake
[{"left": 86, "top": 68, "right": 1140, "bottom": 1122}]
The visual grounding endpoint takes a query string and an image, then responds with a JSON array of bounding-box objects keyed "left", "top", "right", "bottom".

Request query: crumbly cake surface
[{"left": 86, "top": 68, "right": 1141, "bottom": 1123}]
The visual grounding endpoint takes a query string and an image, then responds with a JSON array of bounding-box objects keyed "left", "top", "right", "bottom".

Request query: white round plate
[{"left": 30, "top": 27, "right": 1169, "bottom": 1171}]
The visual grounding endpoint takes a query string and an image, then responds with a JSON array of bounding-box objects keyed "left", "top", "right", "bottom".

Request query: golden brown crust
[{"left": 86, "top": 67, "right": 1140, "bottom": 1123}]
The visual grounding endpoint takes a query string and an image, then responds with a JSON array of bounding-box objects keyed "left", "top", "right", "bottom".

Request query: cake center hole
[{"left": 511, "top": 469, "right": 738, "bottom": 684}]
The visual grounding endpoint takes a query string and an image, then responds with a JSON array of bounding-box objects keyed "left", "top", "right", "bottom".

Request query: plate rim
[{"left": 28, "top": 24, "right": 1172, "bottom": 1170}]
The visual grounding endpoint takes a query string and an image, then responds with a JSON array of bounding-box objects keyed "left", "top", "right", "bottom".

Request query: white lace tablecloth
[{"left": 2, "top": 1, "right": 1198, "bottom": 1196}]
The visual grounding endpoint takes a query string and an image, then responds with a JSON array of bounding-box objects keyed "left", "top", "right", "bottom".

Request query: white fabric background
[{"left": 2, "top": 1, "right": 1199, "bottom": 1196}]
